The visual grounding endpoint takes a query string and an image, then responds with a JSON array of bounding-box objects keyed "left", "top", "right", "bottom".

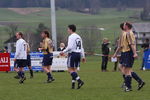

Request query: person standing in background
[
  {"left": 57, "top": 43, "right": 66, "bottom": 51},
  {"left": 3, "top": 46, "right": 8, "bottom": 53},
  {"left": 101, "top": 38, "right": 110, "bottom": 72},
  {"left": 141, "top": 38, "right": 150, "bottom": 70},
  {"left": 113, "top": 38, "right": 120, "bottom": 71}
]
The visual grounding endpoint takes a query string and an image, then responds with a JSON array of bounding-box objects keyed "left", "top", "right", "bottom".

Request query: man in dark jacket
[{"left": 101, "top": 38, "right": 110, "bottom": 72}]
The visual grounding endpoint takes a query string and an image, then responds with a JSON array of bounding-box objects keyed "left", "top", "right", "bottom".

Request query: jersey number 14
[{"left": 76, "top": 39, "right": 81, "bottom": 50}]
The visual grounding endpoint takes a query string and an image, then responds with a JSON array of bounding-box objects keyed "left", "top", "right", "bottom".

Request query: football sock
[
  {"left": 30, "top": 69, "right": 33, "bottom": 77},
  {"left": 18, "top": 71, "right": 21, "bottom": 77},
  {"left": 47, "top": 72, "right": 52, "bottom": 79},
  {"left": 17, "top": 71, "right": 20, "bottom": 77},
  {"left": 125, "top": 75, "right": 132, "bottom": 89},
  {"left": 71, "top": 72, "right": 82, "bottom": 83},
  {"left": 20, "top": 71, "right": 25, "bottom": 78},
  {"left": 131, "top": 72, "right": 142, "bottom": 83},
  {"left": 123, "top": 74, "right": 126, "bottom": 82}
]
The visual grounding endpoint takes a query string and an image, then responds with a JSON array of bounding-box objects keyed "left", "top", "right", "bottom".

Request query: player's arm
[
  {"left": 113, "top": 47, "right": 121, "bottom": 57},
  {"left": 113, "top": 39, "right": 121, "bottom": 58},
  {"left": 63, "top": 36, "right": 73, "bottom": 53},
  {"left": 81, "top": 40, "right": 86, "bottom": 63},
  {"left": 127, "top": 33, "right": 138, "bottom": 58},
  {"left": 27, "top": 43, "right": 30, "bottom": 53},
  {"left": 14, "top": 41, "right": 21, "bottom": 60}
]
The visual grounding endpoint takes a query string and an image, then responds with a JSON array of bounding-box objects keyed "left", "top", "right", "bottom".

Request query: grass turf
[{"left": 0, "top": 56, "right": 149, "bottom": 100}]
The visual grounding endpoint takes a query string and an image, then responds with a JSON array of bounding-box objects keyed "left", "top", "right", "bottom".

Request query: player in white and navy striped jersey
[{"left": 60, "top": 25, "right": 86, "bottom": 89}]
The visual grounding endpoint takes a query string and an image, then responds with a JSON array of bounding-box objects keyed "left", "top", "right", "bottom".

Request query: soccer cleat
[
  {"left": 77, "top": 81, "right": 84, "bottom": 89},
  {"left": 19, "top": 77, "right": 26, "bottom": 84},
  {"left": 47, "top": 78, "right": 55, "bottom": 83},
  {"left": 47, "top": 79, "right": 52, "bottom": 83},
  {"left": 124, "top": 86, "right": 132, "bottom": 92},
  {"left": 51, "top": 78, "right": 55, "bottom": 82},
  {"left": 14, "top": 75, "right": 20, "bottom": 79},
  {"left": 137, "top": 82, "right": 145, "bottom": 91}
]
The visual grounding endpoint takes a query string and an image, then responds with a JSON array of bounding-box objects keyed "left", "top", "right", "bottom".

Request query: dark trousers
[
  {"left": 141, "top": 58, "right": 144, "bottom": 70},
  {"left": 114, "top": 61, "right": 118, "bottom": 71},
  {"left": 101, "top": 56, "right": 108, "bottom": 71}
]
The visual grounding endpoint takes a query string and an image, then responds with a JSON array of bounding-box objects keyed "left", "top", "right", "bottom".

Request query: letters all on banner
[{"left": 0, "top": 53, "right": 10, "bottom": 71}]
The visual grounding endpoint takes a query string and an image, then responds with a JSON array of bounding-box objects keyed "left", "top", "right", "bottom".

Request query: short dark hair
[
  {"left": 68, "top": 24, "right": 76, "bottom": 32},
  {"left": 120, "top": 23, "right": 124, "bottom": 30},
  {"left": 146, "top": 38, "right": 149, "bottom": 42},
  {"left": 42, "top": 30, "right": 50, "bottom": 38},
  {"left": 120, "top": 22, "right": 132, "bottom": 30},
  {"left": 125, "top": 22, "right": 132, "bottom": 29}
]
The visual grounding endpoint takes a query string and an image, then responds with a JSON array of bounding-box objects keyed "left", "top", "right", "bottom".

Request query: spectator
[
  {"left": 101, "top": 38, "right": 110, "bottom": 72},
  {"left": 3, "top": 46, "right": 8, "bottom": 53},
  {"left": 113, "top": 38, "right": 120, "bottom": 71},
  {"left": 141, "top": 38, "right": 150, "bottom": 70},
  {"left": 57, "top": 43, "right": 66, "bottom": 51},
  {"left": 142, "top": 33, "right": 146, "bottom": 44}
]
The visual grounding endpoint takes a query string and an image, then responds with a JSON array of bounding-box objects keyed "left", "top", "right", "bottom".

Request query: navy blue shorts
[
  {"left": 42, "top": 53, "right": 53, "bottom": 66},
  {"left": 67, "top": 52, "right": 81, "bottom": 68},
  {"left": 26, "top": 55, "right": 31, "bottom": 66},
  {"left": 119, "top": 51, "right": 134, "bottom": 68},
  {"left": 16, "top": 59, "right": 27, "bottom": 68}
]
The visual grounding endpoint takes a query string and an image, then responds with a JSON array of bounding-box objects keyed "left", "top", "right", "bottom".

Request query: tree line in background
[
  {"left": 0, "top": 0, "right": 147, "bottom": 8},
  {"left": 0, "top": 0, "right": 150, "bottom": 19}
]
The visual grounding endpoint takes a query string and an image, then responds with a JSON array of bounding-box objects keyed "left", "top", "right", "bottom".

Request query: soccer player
[
  {"left": 14, "top": 32, "right": 27, "bottom": 84},
  {"left": 39, "top": 30, "right": 55, "bottom": 83},
  {"left": 113, "top": 22, "right": 145, "bottom": 92},
  {"left": 60, "top": 24, "right": 86, "bottom": 89},
  {"left": 14, "top": 42, "right": 33, "bottom": 79},
  {"left": 26, "top": 43, "right": 34, "bottom": 78}
]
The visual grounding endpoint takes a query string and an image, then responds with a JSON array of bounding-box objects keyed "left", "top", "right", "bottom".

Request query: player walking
[
  {"left": 14, "top": 32, "right": 27, "bottom": 84},
  {"left": 39, "top": 30, "right": 55, "bottom": 83},
  {"left": 60, "top": 25, "right": 86, "bottom": 89},
  {"left": 113, "top": 22, "right": 145, "bottom": 92}
]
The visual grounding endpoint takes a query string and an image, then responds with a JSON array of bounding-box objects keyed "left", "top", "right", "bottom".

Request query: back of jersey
[{"left": 71, "top": 33, "right": 83, "bottom": 53}]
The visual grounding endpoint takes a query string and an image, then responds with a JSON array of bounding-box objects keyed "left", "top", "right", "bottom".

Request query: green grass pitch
[{"left": 0, "top": 56, "right": 149, "bottom": 100}]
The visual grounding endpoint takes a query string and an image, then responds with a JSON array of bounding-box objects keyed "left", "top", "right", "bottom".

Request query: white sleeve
[
  {"left": 63, "top": 36, "right": 74, "bottom": 53},
  {"left": 15, "top": 41, "right": 21, "bottom": 59}
]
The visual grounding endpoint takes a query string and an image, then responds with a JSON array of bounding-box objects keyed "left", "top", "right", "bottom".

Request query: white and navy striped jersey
[
  {"left": 15, "top": 38, "right": 27, "bottom": 59},
  {"left": 63, "top": 33, "right": 85, "bottom": 58}
]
